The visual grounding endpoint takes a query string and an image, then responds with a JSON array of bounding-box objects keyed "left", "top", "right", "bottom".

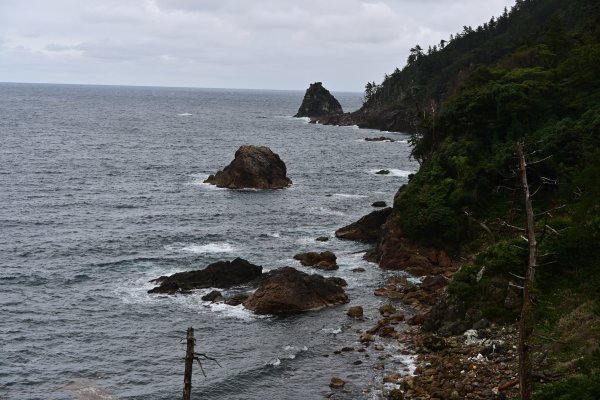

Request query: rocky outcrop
[
  {"left": 335, "top": 207, "right": 392, "bottom": 242},
  {"left": 294, "top": 82, "right": 343, "bottom": 118},
  {"left": 243, "top": 267, "right": 348, "bottom": 315},
  {"left": 148, "top": 258, "right": 262, "bottom": 294},
  {"left": 293, "top": 250, "right": 338, "bottom": 270},
  {"left": 204, "top": 145, "right": 292, "bottom": 189},
  {"left": 311, "top": 106, "right": 417, "bottom": 134},
  {"left": 365, "top": 136, "right": 395, "bottom": 142}
]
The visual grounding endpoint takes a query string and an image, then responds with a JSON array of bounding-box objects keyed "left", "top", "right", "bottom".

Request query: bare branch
[
  {"left": 528, "top": 155, "right": 552, "bottom": 165},
  {"left": 509, "top": 282, "right": 524, "bottom": 290},
  {"left": 510, "top": 272, "right": 526, "bottom": 280}
]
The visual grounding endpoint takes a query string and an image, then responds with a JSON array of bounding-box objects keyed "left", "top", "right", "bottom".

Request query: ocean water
[{"left": 0, "top": 83, "right": 418, "bottom": 399}]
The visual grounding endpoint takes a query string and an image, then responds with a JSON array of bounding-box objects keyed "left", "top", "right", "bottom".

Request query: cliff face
[
  {"left": 330, "top": 1, "right": 600, "bottom": 395},
  {"left": 294, "top": 82, "right": 343, "bottom": 118}
]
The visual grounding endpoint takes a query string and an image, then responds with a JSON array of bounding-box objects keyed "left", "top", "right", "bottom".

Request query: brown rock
[
  {"left": 347, "top": 306, "right": 364, "bottom": 318},
  {"left": 335, "top": 208, "right": 392, "bottom": 242},
  {"left": 329, "top": 377, "right": 346, "bottom": 389},
  {"left": 243, "top": 267, "right": 348, "bottom": 315},
  {"left": 294, "top": 251, "right": 338, "bottom": 270},
  {"left": 204, "top": 145, "right": 292, "bottom": 189}
]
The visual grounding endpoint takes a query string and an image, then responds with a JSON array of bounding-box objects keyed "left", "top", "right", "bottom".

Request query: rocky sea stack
[
  {"left": 204, "top": 145, "right": 292, "bottom": 189},
  {"left": 294, "top": 82, "right": 343, "bottom": 118}
]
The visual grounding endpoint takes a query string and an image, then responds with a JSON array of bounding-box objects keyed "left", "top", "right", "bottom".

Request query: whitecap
[
  {"left": 332, "top": 193, "right": 367, "bottom": 198},
  {"left": 205, "top": 302, "right": 266, "bottom": 322},
  {"left": 269, "top": 358, "right": 281, "bottom": 366},
  {"left": 180, "top": 242, "right": 236, "bottom": 254},
  {"left": 307, "top": 206, "right": 345, "bottom": 216},
  {"left": 322, "top": 327, "right": 342, "bottom": 334},
  {"left": 177, "top": 113, "right": 193, "bottom": 116}
]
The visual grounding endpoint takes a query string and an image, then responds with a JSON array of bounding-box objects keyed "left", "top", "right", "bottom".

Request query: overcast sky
[{"left": 0, "top": 0, "right": 515, "bottom": 91}]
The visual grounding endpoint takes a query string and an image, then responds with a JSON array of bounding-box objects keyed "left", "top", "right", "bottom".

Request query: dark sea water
[{"left": 0, "top": 83, "right": 418, "bottom": 399}]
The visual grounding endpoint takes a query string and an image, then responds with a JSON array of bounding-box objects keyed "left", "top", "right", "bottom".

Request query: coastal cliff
[{"left": 328, "top": 0, "right": 600, "bottom": 397}]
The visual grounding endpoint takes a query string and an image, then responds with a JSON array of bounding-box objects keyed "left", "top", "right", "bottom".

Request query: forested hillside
[{"left": 351, "top": 0, "right": 600, "bottom": 397}]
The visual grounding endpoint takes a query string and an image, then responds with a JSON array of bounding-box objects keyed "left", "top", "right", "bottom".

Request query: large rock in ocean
[
  {"left": 335, "top": 207, "right": 392, "bottom": 242},
  {"left": 204, "top": 145, "right": 292, "bottom": 189},
  {"left": 243, "top": 267, "right": 348, "bottom": 315},
  {"left": 294, "top": 82, "right": 343, "bottom": 118},
  {"left": 293, "top": 250, "right": 338, "bottom": 270},
  {"left": 148, "top": 258, "right": 262, "bottom": 294}
]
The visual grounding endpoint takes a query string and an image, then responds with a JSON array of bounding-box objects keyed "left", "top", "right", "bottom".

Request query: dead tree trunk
[
  {"left": 183, "top": 327, "right": 195, "bottom": 400},
  {"left": 516, "top": 142, "right": 537, "bottom": 400}
]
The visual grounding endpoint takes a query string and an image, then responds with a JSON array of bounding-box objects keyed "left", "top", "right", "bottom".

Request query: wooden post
[
  {"left": 183, "top": 327, "right": 195, "bottom": 400},
  {"left": 516, "top": 142, "right": 536, "bottom": 400}
]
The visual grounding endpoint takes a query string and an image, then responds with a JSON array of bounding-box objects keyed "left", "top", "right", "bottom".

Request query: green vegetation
[{"left": 357, "top": 0, "right": 600, "bottom": 395}]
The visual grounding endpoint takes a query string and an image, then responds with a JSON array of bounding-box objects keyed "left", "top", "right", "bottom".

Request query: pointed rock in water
[
  {"left": 243, "top": 267, "right": 348, "bottom": 315},
  {"left": 204, "top": 145, "right": 292, "bottom": 189},
  {"left": 294, "top": 82, "right": 343, "bottom": 118},
  {"left": 148, "top": 258, "right": 262, "bottom": 294},
  {"left": 335, "top": 207, "right": 392, "bottom": 242}
]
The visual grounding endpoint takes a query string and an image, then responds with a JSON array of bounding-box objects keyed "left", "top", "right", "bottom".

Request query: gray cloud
[{"left": 0, "top": 0, "right": 515, "bottom": 90}]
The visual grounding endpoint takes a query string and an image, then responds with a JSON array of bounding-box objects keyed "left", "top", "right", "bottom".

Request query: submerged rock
[
  {"left": 148, "top": 258, "right": 262, "bottom": 294},
  {"left": 294, "top": 82, "right": 343, "bottom": 118},
  {"left": 335, "top": 207, "right": 392, "bottom": 242},
  {"left": 204, "top": 145, "right": 292, "bottom": 189},
  {"left": 375, "top": 169, "right": 390, "bottom": 175},
  {"left": 365, "top": 136, "right": 395, "bottom": 142},
  {"left": 243, "top": 267, "right": 348, "bottom": 315},
  {"left": 372, "top": 201, "right": 387, "bottom": 208},
  {"left": 293, "top": 250, "right": 338, "bottom": 270}
]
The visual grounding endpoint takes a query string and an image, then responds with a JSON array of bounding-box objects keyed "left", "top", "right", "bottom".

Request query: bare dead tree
[
  {"left": 182, "top": 327, "right": 221, "bottom": 400},
  {"left": 516, "top": 142, "right": 537, "bottom": 400}
]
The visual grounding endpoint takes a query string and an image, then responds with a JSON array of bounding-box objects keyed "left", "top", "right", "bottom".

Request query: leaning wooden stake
[
  {"left": 183, "top": 327, "right": 195, "bottom": 400},
  {"left": 516, "top": 142, "right": 537, "bottom": 400}
]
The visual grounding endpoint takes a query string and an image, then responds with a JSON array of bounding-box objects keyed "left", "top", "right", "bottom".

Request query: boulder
[
  {"left": 243, "top": 267, "right": 348, "bottom": 315},
  {"left": 335, "top": 208, "right": 392, "bottom": 242},
  {"left": 329, "top": 377, "right": 346, "bottom": 389},
  {"left": 293, "top": 250, "right": 338, "bottom": 270},
  {"left": 294, "top": 82, "right": 343, "bottom": 118},
  {"left": 201, "top": 290, "right": 224, "bottom": 302},
  {"left": 148, "top": 258, "right": 262, "bottom": 294},
  {"left": 204, "top": 145, "right": 292, "bottom": 189},
  {"left": 347, "top": 306, "right": 364, "bottom": 318}
]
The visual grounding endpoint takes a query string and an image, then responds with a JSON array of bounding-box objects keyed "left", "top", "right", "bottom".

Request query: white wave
[
  {"left": 180, "top": 242, "right": 236, "bottom": 254},
  {"left": 267, "top": 232, "right": 280, "bottom": 238},
  {"left": 307, "top": 206, "right": 345, "bottom": 216},
  {"left": 205, "top": 302, "right": 266, "bottom": 322},
  {"left": 269, "top": 358, "right": 281, "bottom": 366},
  {"left": 321, "top": 327, "right": 342, "bottom": 334},
  {"left": 369, "top": 169, "right": 414, "bottom": 177},
  {"left": 186, "top": 173, "right": 223, "bottom": 189},
  {"left": 177, "top": 113, "right": 193, "bottom": 116},
  {"left": 332, "top": 193, "right": 367, "bottom": 198},
  {"left": 296, "top": 236, "right": 331, "bottom": 246},
  {"left": 294, "top": 116, "right": 310, "bottom": 123}
]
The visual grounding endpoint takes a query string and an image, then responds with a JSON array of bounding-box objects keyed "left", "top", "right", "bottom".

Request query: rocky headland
[{"left": 204, "top": 145, "right": 292, "bottom": 189}]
